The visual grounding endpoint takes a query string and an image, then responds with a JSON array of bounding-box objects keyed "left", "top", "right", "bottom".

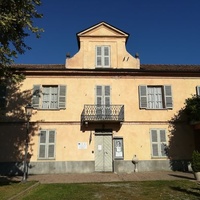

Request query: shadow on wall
[
  {"left": 167, "top": 107, "right": 194, "bottom": 172},
  {"left": 0, "top": 79, "right": 39, "bottom": 175}
]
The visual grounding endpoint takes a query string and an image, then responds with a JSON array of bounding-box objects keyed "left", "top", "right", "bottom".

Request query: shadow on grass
[
  {"left": 168, "top": 172, "right": 195, "bottom": 180},
  {"left": 170, "top": 185, "right": 200, "bottom": 197},
  {"left": 0, "top": 176, "right": 21, "bottom": 186}
]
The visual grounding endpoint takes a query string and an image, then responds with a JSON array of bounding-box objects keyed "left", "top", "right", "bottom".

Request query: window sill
[
  {"left": 114, "top": 157, "right": 124, "bottom": 160},
  {"left": 95, "top": 66, "right": 111, "bottom": 69},
  {"left": 141, "top": 108, "right": 172, "bottom": 110},
  {"left": 151, "top": 156, "right": 167, "bottom": 159},
  {"left": 37, "top": 158, "right": 55, "bottom": 160},
  {"left": 34, "top": 108, "right": 66, "bottom": 110}
]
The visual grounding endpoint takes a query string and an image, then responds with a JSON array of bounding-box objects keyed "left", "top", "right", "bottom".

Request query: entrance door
[
  {"left": 95, "top": 134, "right": 113, "bottom": 172},
  {"left": 96, "top": 85, "right": 111, "bottom": 120}
]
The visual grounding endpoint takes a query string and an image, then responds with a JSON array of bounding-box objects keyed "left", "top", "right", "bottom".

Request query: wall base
[
  {"left": 114, "top": 160, "right": 192, "bottom": 173},
  {"left": 0, "top": 160, "right": 191, "bottom": 175}
]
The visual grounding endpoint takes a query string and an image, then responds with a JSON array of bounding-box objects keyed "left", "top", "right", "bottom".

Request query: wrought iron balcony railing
[{"left": 81, "top": 105, "right": 124, "bottom": 123}]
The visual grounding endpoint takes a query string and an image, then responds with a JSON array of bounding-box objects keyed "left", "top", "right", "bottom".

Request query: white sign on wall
[
  {"left": 114, "top": 138, "right": 124, "bottom": 159},
  {"left": 98, "top": 145, "right": 102, "bottom": 151},
  {"left": 78, "top": 142, "right": 87, "bottom": 149}
]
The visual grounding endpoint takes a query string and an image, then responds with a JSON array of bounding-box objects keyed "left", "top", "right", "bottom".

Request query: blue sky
[{"left": 15, "top": 0, "right": 200, "bottom": 65}]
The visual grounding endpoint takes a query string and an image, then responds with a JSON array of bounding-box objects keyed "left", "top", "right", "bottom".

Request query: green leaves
[
  {"left": 0, "top": 0, "right": 43, "bottom": 62},
  {"left": 184, "top": 95, "right": 200, "bottom": 123},
  {"left": 0, "top": 0, "right": 43, "bottom": 82}
]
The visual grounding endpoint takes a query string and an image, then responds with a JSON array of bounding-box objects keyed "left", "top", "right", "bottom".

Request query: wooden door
[{"left": 95, "top": 134, "right": 113, "bottom": 172}]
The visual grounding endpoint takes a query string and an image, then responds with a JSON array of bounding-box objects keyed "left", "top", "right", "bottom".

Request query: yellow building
[{"left": 1, "top": 22, "right": 200, "bottom": 175}]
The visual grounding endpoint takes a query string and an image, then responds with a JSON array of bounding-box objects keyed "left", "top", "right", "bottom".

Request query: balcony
[{"left": 81, "top": 105, "right": 124, "bottom": 124}]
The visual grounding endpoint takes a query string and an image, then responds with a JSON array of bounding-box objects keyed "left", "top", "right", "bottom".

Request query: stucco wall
[
  {"left": 0, "top": 76, "right": 197, "bottom": 164},
  {"left": 0, "top": 22, "right": 198, "bottom": 174}
]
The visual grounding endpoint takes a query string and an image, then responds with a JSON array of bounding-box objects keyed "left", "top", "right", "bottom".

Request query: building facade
[{"left": 1, "top": 22, "right": 200, "bottom": 175}]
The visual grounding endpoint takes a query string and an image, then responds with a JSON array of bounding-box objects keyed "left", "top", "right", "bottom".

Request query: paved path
[{"left": 9, "top": 171, "right": 195, "bottom": 184}]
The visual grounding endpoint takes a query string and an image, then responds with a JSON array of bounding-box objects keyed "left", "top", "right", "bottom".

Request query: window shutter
[
  {"left": 48, "top": 145, "right": 54, "bottom": 158},
  {"left": 160, "top": 130, "right": 166, "bottom": 142},
  {"left": 96, "top": 47, "right": 102, "bottom": 67},
  {"left": 96, "top": 86, "right": 102, "bottom": 96},
  {"left": 32, "top": 85, "right": 41, "bottom": 108},
  {"left": 96, "top": 86, "right": 102, "bottom": 105},
  {"left": 104, "top": 86, "right": 111, "bottom": 117},
  {"left": 105, "top": 97, "right": 110, "bottom": 106},
  {"left": 160, "top": 143, "right": 166, "bottom": 156},
  {"left": 58, "top": 85, "right": 66, "bottom": 109},
  {"left": 152, "top": 144, "right": 159, "bottom": 156},
  {"left": 160, "top": 130, "right": 166, "bottom": 156},
  {"left": 139, "top": 85, "right": 147, "bottom": 108},
  {"left": 51, "top": 86, "right": 58, "bottom": 108},
  {"left": 105, "top": 86, "right": 110, "bottom": 96},
  {"left": 96, "top": 86, "right": 103, "bottom": 118},
  {"left": 48, "top": 130, "right": 55, "bottom": 158},
  {"left": 39, "top": 130, "right": 46, "bottom": 158},
  {"left": 151, "top": 130, "right": 157, "bottom": 142},
  {"left": 96, "top": 97, "right": 102, "bottom": 106},
  {"left": 104, "top": 46, "right": 110, "bottom": 67},
  {"left": 164, "top": 85, "right": 173, "bottom": 109},
  {"left": 151, "top": 129, "right": 159, "bottom": 157},
  {"left": 196, "top": 86, "right": 200, "bottom": 96},
  {"left": 0, "top": 85, "right": 6, "bottom": 109},
  {"left": 151, "top": 129, "right": 167, "bottom": 157},
  {"left": 42, "top": 87, "right": 50, "bottom": 109},
  {"left": 104, "top": 86, "right": 110, "bottom": 105}
]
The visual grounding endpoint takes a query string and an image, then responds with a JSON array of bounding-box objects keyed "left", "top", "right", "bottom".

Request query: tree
[
  {"left": 184, "top": 95, "right": 200, "bottom": 123},
  {"left": 0, "top": 0, "right": 43, "bottom": 81}
]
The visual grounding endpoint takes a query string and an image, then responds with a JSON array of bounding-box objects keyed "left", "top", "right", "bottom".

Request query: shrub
[{"left": 191, "top": 150, "right": 200, "bottom": 172}]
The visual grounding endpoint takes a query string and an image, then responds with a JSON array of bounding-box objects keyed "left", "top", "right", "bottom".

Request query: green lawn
[
  {"left": 3, "top": 180, "right": 199, "bottom": 200},
  {"left": 0, "top": 181, "right": 37, "bottom": 200}
]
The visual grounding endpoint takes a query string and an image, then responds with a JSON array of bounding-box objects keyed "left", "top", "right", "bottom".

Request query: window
[
  {"left": 32, "top": 85, "right": 66, "bottom": 109},
  {"left": 96, "top": 85, "right": 111, "bottom": 106},
  {"left": 38, "top": 130, "right": 56, "bottom": 159},
  {"left": 0, "top": 85, "right": 6, "bottom": 109},
  {"left": 139, "top": 85, "right": 173, "bottom": 109},
  {"left": 96, "top": 85, "right": 111, "bottom": 119},
  {"left": 96, "top": 46, "right": 110, "bottom": 68},
  {"left": 150, "top": 129, "right": 167, "bottom": 157},
  {"left": 196, "top": 86, "right": 200, "bottom": 96}
]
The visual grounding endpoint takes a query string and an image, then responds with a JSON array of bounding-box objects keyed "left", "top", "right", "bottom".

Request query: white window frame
[
  {"left": 96, "top": 46, "right": 110, "bottom": 68},
  {"left": 38, "top": 130, "right": 56, "bottom": 159},
  {"left": 42, "top": 86, "right": 58, "bottom": 109},
  {"left": 32, "top": 85, "right": 66, "bottom": 109},
  {"left": 150, "top": 129, "right": 167, "bottom": 158},
  {"left": 147, "top": 86, "right": 163, "bottom": 109},
  {"left": 139, "top": 85, "right": 173, "bottom": 109}
]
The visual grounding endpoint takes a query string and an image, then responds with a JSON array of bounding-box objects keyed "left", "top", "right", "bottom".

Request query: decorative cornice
[{"left": 11, "top": 64, "right": 200, "bottom": 77}]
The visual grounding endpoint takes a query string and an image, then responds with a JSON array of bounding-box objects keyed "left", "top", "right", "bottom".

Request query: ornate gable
[
  {"left": 66, "top": 22, "right": 139, "bottom": 69},
  {"left": 77, "top": 22, "right": 129, "bottom": 40}
]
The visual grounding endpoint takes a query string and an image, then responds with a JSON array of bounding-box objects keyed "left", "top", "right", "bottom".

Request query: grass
[
  {"left": 0, "top": 180, "right": 37, "bottom": 200},
  {"left": 5, "top": 180, "right": 200, "bottom": 200}
]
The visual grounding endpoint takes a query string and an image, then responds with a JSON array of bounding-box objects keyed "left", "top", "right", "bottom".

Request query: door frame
[{"left": 94, "top": 130, "right": 113, "bottom": 172}]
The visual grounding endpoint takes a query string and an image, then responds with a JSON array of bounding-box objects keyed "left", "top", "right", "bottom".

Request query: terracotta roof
[
  {"left": 141, "top": 64, "right": 200, "bottom": 72},
  {"left": 12, "top": 64, "right": 65, "bottom": 69},
  {"left": 12, "top": 64, "right": 200, "bottom": 72}
]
